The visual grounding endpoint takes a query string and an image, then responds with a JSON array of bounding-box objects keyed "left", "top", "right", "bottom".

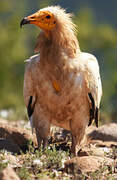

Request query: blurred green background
[{"left": 0, "top": 0, "right": 117, "bottom": 123}]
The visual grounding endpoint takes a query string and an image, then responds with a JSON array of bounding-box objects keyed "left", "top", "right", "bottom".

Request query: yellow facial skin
[{"left": 26, "top": 11, "right": 56, "bottom": 31}]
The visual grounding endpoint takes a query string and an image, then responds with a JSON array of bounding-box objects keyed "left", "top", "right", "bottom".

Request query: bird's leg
[
  {"left": 35, "top": 128, "right": 49, "bottom": 150},
  {"left": 35, "top": 121, "right": 50, "bottom": 150},
  {"left": 35, "top": 129, "right": 43, "bottom": 148},
  {"left": 70, "top": 125, "right": 86, "bottom": 156},
  {"left": 71, "top": 134, "right": 77, "bottom": 155},
  {"left": 71, "top": 134, "right": 83, "bottom": 156}
]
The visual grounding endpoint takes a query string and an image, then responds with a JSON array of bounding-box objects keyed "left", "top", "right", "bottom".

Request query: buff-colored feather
[{"left": 35, "top": 6, "right": 80, "bottom": 58}]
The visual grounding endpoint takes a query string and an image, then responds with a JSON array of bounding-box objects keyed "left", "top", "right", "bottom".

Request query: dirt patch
[{"left": 0, "top": 121, "right": 117, "bottom": 179}]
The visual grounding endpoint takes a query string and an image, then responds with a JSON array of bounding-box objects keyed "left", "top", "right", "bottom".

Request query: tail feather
[
  {"left": 88, "top": 93, "right": 99, "bottom": 127},
  {"left": 95, "top": 107, "right": 99, "bottom": 128},
  {"left": 27, "top": 96, "right": 36, "bottom": 133},
  {"left": 88, "top": 93, "right": 95, "bottom": 126}
]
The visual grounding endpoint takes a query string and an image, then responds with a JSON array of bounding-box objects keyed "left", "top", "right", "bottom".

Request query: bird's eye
[{"left": 46, "top": 15, "right": 51, "bottom": 19}]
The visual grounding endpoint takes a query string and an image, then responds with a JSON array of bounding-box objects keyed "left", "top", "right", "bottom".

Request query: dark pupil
[{"left": 46, "top": 15, "right": 51, "bottom": 19}]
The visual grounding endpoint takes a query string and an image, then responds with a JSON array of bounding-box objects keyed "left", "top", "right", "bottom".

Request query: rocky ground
[{"left": 0, "top": 118, "right": 117, "bottom": 180}]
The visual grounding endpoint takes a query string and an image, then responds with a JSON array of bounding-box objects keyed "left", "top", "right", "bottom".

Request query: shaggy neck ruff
[{"left": 34, "top": 6, "right": 80, "bottom": 60}]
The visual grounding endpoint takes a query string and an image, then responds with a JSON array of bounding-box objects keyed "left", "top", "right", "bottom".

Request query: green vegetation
[
  {"left": 0, "top": 154, "right": 9, "bottom": 172},
  {"left": 0, "top": 144, "right": 117, "bottom": 179},
  {"left": 16, "top": 144, "right": 70, "bottom": 179},
  {"left": 0, "top": 1, "right": 117, "bottom": 122}
]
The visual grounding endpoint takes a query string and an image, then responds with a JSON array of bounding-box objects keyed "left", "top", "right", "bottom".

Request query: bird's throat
[{"left": 44, "top": 30, "right": 51, "bottom": 39}]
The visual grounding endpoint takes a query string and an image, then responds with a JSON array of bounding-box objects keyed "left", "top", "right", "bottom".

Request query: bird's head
[
  {"left": 20, "top": 6, "right": 76, "bottom": 37},
  {"left": 20, "top": 8, "right": 57, "bottom": 37},
  {"left": 20, "top": 6, "right": 80, "bottom": 56}
]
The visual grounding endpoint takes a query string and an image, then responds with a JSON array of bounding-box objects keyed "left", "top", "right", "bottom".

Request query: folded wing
[
  {"left": 80, "top": 53, "right": 102, "bottom": 127},
  {"left": 23, "top": 54, "right": 39, "bottom": 132}
]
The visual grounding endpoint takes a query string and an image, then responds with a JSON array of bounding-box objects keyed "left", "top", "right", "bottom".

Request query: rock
[
  {"left": 90, "top": 140, "right": 117, "bottom": 148},
  {"left": 88, "top": 123, "right": 117, "bottom": 142},
  {"left": 0, "top": 166, "right": 20, "bottom": 180},
  {"left": 64, "top": 156, "right": 113, "bottom": 174},
  {"left": 0, "top": 122, "right": 37, "bottom": 153},
  {"left": 89, "top": 146, "right": 105, "bottom": 157},
  {"left": 0, "top": 138, "right": 20, "bottom": 154}
]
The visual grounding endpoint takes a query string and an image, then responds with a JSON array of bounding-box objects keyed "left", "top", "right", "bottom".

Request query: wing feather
[
  {"left": 80, "top": 53, "right": 102, "bottom": 126},
  {"left": 23, "top": 54, "right": 39, "bottom": 132}
]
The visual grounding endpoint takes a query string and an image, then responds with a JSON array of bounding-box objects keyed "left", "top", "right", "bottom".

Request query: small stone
[
  {"left": 92, "top": 147, "right": 105, "bottom": 157},
  {"left": 0, "top": 166, "right": 20, "bottom": 180},
  {"left": 101, "top": 147, "right": 111, "bottom": 153}
]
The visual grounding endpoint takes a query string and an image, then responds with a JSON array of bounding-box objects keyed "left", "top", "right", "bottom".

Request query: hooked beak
[
  {"left": 20, "top": 17, "right": 30, "bottom": 28},
  {"left": 20, "top": 11, "right": 39, "bottom": 28}
]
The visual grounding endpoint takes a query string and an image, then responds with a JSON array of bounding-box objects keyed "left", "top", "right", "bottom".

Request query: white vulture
[{"left": 20, "top": 6, "right": 102, "bottom": 155}]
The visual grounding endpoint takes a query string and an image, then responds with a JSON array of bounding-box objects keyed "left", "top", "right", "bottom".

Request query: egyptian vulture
[{"left": 20, "top": 6, "right": 102, "bottom": 155}]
